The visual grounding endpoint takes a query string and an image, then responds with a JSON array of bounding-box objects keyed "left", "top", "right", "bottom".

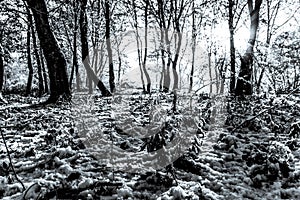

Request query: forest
[{"left": 0, "top": 0, "right": 300, "bottom": 199}]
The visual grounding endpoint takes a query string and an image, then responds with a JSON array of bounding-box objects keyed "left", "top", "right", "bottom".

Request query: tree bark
[
  {"left": 235, "top": 0, "right": 262, "bottom": 96},
  {"left": 0, "top": 50, "right": 3, "bottom": 92},
  {"left": 172, "top": 27, "right": 181, "bottom": 91},
  {"left": 208, "top": 52, "right": 213, "bottom": 93},
  {"left": 132, "top": 0, "right": 145, "bottom": 92},
  {"left": 26, "top": 12, "right": 33, "bottom": 96},
  {"left": 228, "top": 0, "right": 236, "bottom": 93},
  {"left": 26, "top": 0, "right": 70, "bottom": 102},
  {"left": 31, "top": 22, "right": 44, "bottom": 97},
  {"left": 105, "top": 0, "right": 115, "bottom": 93},
  {"left": 157, "top": 0, "right": 171, "bottom": 92},
  {"left": 143, "top": 1, "right": 151, "bottom": 93},
  {"left": 79, "top": 0, "right": 111, "bottom": 96},
  {"left": 189, "top": 1, "right": 196, "bottom": 93},
  {"left": 70, "top": 1, "right": 80, "bottom": 91},
  {"left": 40, "top": 49, "right": 49, "bottom": 93},
  {"left": 79, "top": 0, "right": 93, "bottom": 94}
]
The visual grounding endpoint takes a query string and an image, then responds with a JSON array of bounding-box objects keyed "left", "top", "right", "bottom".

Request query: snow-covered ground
[{"left": 0, "top": 93, "right": 300, "bottom": 199}]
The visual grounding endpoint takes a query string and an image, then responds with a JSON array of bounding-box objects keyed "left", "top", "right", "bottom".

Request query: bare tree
[
  {"left": 0, "top": 47, "right": 3, "bottom": 92},
  {"left": 142, "top": 0, "right": 151, "bottom": 93},
  {"left": 26, "top": 0, "right": 71, "bottom": 102},
  {"left": 105, "top": 0, "right": 115, "bottom": 93},
  {"left": 235, "top": 0, "right": 263, "bottom": 95},
  {"left": 70, "top": 1, "right": 81, "bottom": 91},
  {"left": 25, "top": 10, "right": 33, "bottom": 96},
  {"left": 228, "top": 0, "right": 247, "bottom": 93},
  {"left": 79, "top": 0, "right": 111, "bottom": 96}
]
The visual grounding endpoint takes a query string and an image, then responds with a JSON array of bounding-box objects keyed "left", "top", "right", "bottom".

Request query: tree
[
  {"left": 27, "top": 9, "right": 45, "bottom": 97},
  {"left": 189, "top": 0, "right": 197, "bottom": 92},
  {"left": 235, "top": 0, "right": 263, "bottom": 95},
  {"left": 69, "top": 1, "right": 80, "bottom": 91},
  {"left": 227, "top": 0, "right": 247, "bottom": 93},
  {"left": 80, "top": 0, "right": 93, "bottom": 94},
  {"left": 228, "top": 0, "right": 236, "bottom": 93},
  {"left": 0, "top": 44, "right": 6, "bottom": 103},
  {"left": 148, "top": 0, "right": 191, "bottom": 92},
  {"left": 26, "top": 0, "right": 71, "bottom": 102},
  {"left": 25, "top": 10, "right": 33, "bottom": 96},
  {"left": 105, "top": 0, "right": 115, "bottom": 93},
  {"left": 79, "top": 0, "right": 111, "bottom": 96},
  {"left": 142, "top": 0, "right": 151, "bottom": 93},
  {"left": 0, "top": 46, "right": 3, "bottom": 92},
  {"left": 130, "top": 0, "right": 152, "bottom": 93},
  {"left": 0, "top": 18, "right": 4, "bottom": 94},
  {"left": 255, "top": 0, "right": 299, "bottom": 93}
]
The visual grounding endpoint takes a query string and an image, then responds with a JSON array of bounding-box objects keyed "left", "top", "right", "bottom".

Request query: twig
[
  {"left": 0, "top": 126, "right": 26, "bottom": 191},
  {"left": 22, "top": 183, "right": 38, "bottom": 199}
]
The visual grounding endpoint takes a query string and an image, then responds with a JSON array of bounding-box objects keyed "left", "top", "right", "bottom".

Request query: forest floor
[{"left": 0, "top": 92, "right": 300, "bottom": 200}]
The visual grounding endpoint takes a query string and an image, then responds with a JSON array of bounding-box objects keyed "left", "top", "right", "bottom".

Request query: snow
[{"left": 0, "top": 93, "right": 300, "bottom": 199}]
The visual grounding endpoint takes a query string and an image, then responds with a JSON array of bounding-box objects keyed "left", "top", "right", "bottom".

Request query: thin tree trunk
[
  {"left": 214, "top": 52, "right": 220, "bottom": 94},
  {"left": 132, "top": 0, "right": 145, "bottom": 92},
  {"left": 228, "top": 0, "right": 236, "bottom": 93},
  {"left": 159, "top": 27, "right": 165, "bottom": 91},
  {"left": 143, "top": 1, "right": 151, "bottom": 93},
  {"left": 0, "top": 51, "right": 3, "bottom": 92},
  {"left": 26, "top": 0, "right": 71, "bottom": 102},
  {"left": 164, "top": 30, "right": 171, "bottom": 92},
  {"left": 189, "top": 1, "right": 196, "bottom": 92},
  {"left": 172, "top": 30, "right": 181, "bottom": 91},
  {"left": 208, "top": 52, "right": 212, "bottom": 93},
  {"left": 235, "top": 0, "right": 262, "bottom": 96},
  {"left": 79, "top": 0, "right": 111, "bottom": 96},
  {"left": 257, "top": 0, "right": 279, "bottom": 93},
  {"left": 80, "top": 0, "right": 93, "bottom": 94},
  {"left": 118, "top": 55, "right": 121, "bottom": 83},
  {"left": 70, "top": 1, "right": 80, "bottom": 91},
  {"left": 26, "top": 12, "right": 33, "bottom": 96},
  {"left": 157, "top": 0, "right": 170, "bottom": 92},
  {"left": 105, "top": 0, "right": 115, "bottom": 93},
  {"left": 172, "top": 0, "right": 183, "bottom": 92}
]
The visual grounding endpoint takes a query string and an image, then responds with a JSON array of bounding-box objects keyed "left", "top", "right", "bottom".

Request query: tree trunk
[
  {"left": 31, "top": 24, "right": 44, "bottom": 97},
  {"left": 159, "top": 28, "right": 165, "bottom": 91},
  {"left": 70, "top": 1, "right": 80, "bottom": 91},
  {"left": 79, "top": 0, "right": 93, "bottom": 94},
  {"left": 26, "top": 0, "right": 70, "bottom": 102},
  {"left": 235, "top": 0, "right": 262, "bottom": 96},
  {"left": 214, "top": 52, "right": 220, "bottom": 94},
  {"left": 131, "top": 0, "right": 145, "bottom": 92},
  {"left": 105, "top": 0, "right": 115, "bottom": 93},
  {"left": 40, "top": 49, "right": 49, "bottom": 93},
  {"left": 228, "top": 0, "right": 236, "bottom": 93},
  {"left": 256, "top": 0, "right": 279, "bottom": 93},
  {"left": 164, "top": 31, "right": 171, "bottom": 92},
  {"left": 79, "top": 0, "right": 110, "bottom": 96},
  {"left": 208, "top": 52, "right": 213, "bottom": 93},
  {"left": 172, "top": 28, "right": 181, "bottom": 91},
  {"left": 157, "top": 0, "right": 171, "bottom": 92},
  {"left": 26, "top": 12, "right": 33, "bottom": 96},
  {"left": 189, "top": 1, "right": 196, "bottom": 93},
  {"left": 118, "top": 55, "right": 121, "bottom": 83},
  {"left": 0, "top": 50, "right": 3, "bottom": 92},
  {"left": 143, "top": 1, "right": 151, "bottom": 93}
]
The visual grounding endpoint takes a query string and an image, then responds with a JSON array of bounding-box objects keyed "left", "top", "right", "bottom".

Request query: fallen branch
[{"left": 0, "top": 126, "right": 25, "bottom": 191}]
